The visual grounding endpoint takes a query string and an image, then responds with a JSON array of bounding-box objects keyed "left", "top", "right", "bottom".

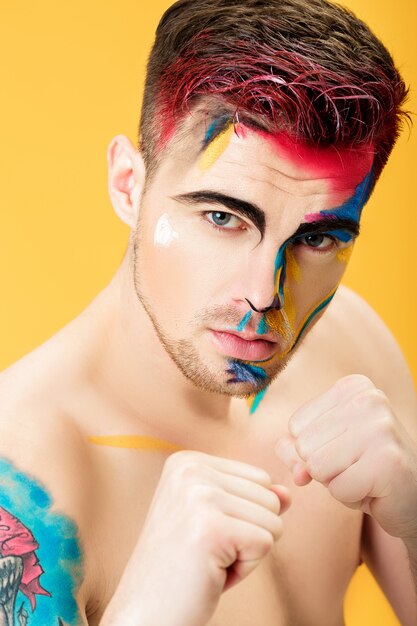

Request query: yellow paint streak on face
[
  {"left": 89, "top": 435, "right": 183, "bottom": 452},
  {"left": 291, "top": 286, "right": 339, "bottom": 346},
  {"left": 273, "top": 265, "right": 282, "bottom": 295},
  {"left": 199, "top": 123, "right": 235, "bottom": 170},
  {"left": 286, "top": 247, "right": 302, "bottom": 282},
  {"left": 336, "top": 244, "right": 354, "bottom": 264}
]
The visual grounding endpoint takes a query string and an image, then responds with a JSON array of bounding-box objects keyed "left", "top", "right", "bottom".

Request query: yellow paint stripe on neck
[
  {"left": 89, "top": 435, "right": 183, "bottom": 452},
  {"left": 199, "top": 123, "right": 235, "bottom": 170}
]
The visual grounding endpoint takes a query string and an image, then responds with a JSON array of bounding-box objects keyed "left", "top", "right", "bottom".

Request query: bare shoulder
[
  {"left": 320, "top": 285, "right": 417, "bottom": 439},
  {"left": 0, "top": 354, "right": 92, "bottom": 507}
]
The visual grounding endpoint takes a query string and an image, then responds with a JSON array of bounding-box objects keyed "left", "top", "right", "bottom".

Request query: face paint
[
  {"left": 336, "top": 245, "right": 354, "bottom": 264},
  {"left": 154, "top": 213, "right": 179, "bottom": 247},
  {"left": 199, "top": 122, "right": 235, "bottom": 170},
  {"left": 89, "top": 435, "right": 182, "bottom": 452},
  {"left": 256, "top": 316, "right": 268, "bottom": 335},
  {"left": 258, "top": 131, "right": 375, "bottom": 197},
  {"left": 235, "top": 310, "right": 252, "bottom": 332},
  {"left": 227, "top": 361, "right": 268, "bottom": 385},
  {"left": 306, "top": 170, "right": 374, "bottom": 224},
  {"left": 248, "top": 388, "right": 268, "bottom": 414},
  {"left": 232, "top": 165, "right": 374, "bottom": 413},
  {"left": 203, "top": 114, "right": 232, "bottom": 146}
]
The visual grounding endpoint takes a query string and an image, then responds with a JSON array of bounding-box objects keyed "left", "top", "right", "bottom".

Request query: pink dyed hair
[{"left": 140, "top": 0, "right": 410, "bottom": 181}]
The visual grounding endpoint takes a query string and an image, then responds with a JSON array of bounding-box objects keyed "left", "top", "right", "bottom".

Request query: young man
[{"left": 1, "top": 0, "right": 416, "bottom": 625}]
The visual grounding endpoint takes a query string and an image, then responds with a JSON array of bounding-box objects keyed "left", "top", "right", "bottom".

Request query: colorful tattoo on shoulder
[{"left": 0, "top": 458, "right": 83, "bottom": 626}]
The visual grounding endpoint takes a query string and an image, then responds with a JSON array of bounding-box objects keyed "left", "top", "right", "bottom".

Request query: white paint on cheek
[{"left": 153, "top": 213, "right": 179, "bottom": 247}]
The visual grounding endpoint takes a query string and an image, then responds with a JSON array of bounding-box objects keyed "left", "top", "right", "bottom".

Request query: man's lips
[{"left": 209, "top": 329, "right": 278, "bottom": 361}]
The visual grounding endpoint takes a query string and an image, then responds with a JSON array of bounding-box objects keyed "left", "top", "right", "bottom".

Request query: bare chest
[{"left": 83, "top": 418, "right": 362, "bottom": 626}]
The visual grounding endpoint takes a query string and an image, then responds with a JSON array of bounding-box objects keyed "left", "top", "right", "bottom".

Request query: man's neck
[{"left": 74, "top": 252, "right": 245, "bottom": 446}]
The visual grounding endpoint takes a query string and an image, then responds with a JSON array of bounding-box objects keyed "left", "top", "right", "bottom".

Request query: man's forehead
[
  {"left": 256, "top": 129, "right": 375, "bottom": 192},
  {"left": 154, "top": 112, "right": 375, "bottom": 225},
  {"left": 201, "top": 122, "right": 375, "bottom": 192}
]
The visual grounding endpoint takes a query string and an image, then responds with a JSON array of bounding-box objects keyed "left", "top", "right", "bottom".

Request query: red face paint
[{"left": 256, "top": 129, "right": 375, "bottom": 196}]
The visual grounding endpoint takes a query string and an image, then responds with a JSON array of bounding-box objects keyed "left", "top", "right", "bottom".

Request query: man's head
[
  {"left": 109, "top": 0, "right": 408, "bottom": 401},
  {"left": 140, "top": 0, "right": 408, "bottom": 183}
]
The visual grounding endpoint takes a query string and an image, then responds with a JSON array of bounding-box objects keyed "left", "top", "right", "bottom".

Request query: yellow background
[{"left": 0, "top": 1, "right": 415, "bottom": 624}]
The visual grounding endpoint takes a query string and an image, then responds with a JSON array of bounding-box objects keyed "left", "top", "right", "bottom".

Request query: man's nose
[
  {"left": 238, "top": 244, "right": 285, "bottom": 313},
  {"left": 245, "top": 294, "right": 282, "bottom": 314}
]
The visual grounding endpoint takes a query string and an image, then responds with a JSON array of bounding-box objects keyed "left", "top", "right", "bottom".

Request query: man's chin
[{"left": 221, "top": 380, "right": 270, "bottom": 400}]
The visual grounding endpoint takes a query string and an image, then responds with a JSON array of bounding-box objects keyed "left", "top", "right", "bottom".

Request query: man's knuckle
[
  {"left": 353, "top": 387, "right": 385, "bottom": 407},
  {"left": 187, "top": 483, "right": 219, "bottom": 506},
  {"left": 338, "top": 374, "right": 372, "bottom": 393},
  {"left": 295, "top": 437, "right": 310, "bottom": 460},
  {"left": 178, "top": 460, "right": 206, "bottom": 482}
]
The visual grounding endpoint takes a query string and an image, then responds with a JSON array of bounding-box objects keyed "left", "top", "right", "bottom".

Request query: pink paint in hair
[{"left": 155, "top": 27, "right": 407, "bottom": 178}]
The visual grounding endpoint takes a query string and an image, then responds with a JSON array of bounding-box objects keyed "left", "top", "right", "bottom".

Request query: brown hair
[{"left": 139, "top": 0, "right": 410, "bottom": 181}]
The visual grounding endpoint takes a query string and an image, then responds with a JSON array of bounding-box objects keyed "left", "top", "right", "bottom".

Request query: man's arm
[
  {"left": 276, "top": 287, "right": 417, "bottom": 625},
  {"left": 362, "top": 514, "right": 417, "bottom": 625},
  {"left": 358, "top": 306, "right": 417, "bottom": 626},
  {"left": 0, "top": 455, "right": 88, "bottom": 626}
]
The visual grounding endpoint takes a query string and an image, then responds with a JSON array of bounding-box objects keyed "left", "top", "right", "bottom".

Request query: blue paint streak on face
[
  {"left": 227, "top": 361, "right": 268, "bottom": 384},
  {"left": 256, "top": 316, "right": 269, "bottom": 335},
  {"left": 236, "top": 310, "right": 252, "bottom": 332},
  {"left": 274, "top": 242, "right": 288, "bottom": 302},
  {"left": 0, "top": 458, "right": 83, "bottom": 626},
  {"left": 249, "top": 388, "right": 268, "bottom": 414},
  {"left": 203, "top": 114, "right": 232, "bottom": 146},
  {"left": 290, "top": 290, "right": 337, "bottom": 353},
  {"left": 320, "top": 170, "right": 374, "bottom": 224},
  {"left": 326, "top": 229, "right": 354, "bottom": 243}
]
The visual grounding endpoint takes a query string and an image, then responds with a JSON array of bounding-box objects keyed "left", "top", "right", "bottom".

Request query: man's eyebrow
[
  {"left": 291, "top": 217, "right": 360, "bottom": 240},
  {"left": 172, "top": 190, "right": 266, "bottom": 236}
]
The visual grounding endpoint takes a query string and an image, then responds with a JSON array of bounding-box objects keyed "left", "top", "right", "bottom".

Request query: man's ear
[{"left": 107, "top": 135, "right": 146, "bottom": 228}]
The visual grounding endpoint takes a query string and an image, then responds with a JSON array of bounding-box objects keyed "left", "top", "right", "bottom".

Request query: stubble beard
[{"left": 132, "top": 240, "right": 290, "bottom": 398}]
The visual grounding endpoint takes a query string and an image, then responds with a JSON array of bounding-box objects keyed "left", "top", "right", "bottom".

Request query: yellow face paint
[
  {"left": 199, "top": 123, "right": 235, "bottom": 170},
  {"left": 285, "top": 247, "right": 302, "bottom": 282},
  {"left": 89, "top": 435, "right": 182, "bottom": 452},
  {"left": 265, "top": 286, "right": 295, "bottom": 340},
  {"left": 273, "top": 264, "right": 282, "bottom": 294},
  {"left": 336, "top": 244, "right": 354, "bottom": 264}
]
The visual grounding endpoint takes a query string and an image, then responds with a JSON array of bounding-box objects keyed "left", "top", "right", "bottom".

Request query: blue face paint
[
  {"left": 236, "top": 310, "right": 252, "bottom": 332},
  {"left": 227, "top": 170, "right": 374, "bottom": 414},
  {"left": 290, "top": 288, "right": 337, "bottom": 353},
  {"left": 249, "top": 388, "right": 268, "bottom": 414},
  {"left": 203, "top": 114, "right": 232, "bottom": 147},
  {"left": 320, "top": 170, "right": 374, "bottom": 223},
  {"left": 256, "top": 316, "right": 269, "bottom": 335},
  {"left": 326, "top": 229, "right": 355, "bottom": 243},
  {"left": 227, "top": 361, "right": 268, "bottom": 385},
  {"left": 274, "top": 244, "right": 287, "bottom": 302}
]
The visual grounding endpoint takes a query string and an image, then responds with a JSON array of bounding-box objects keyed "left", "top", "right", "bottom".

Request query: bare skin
[
  {"left": 0, "top": 126, "right": 416, "bottom": 626},
  {"left": 0, "top": 276, "right": 415, "bottom": 626}
]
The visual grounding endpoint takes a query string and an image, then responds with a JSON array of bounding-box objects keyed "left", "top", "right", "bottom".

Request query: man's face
[{"left": 133, "top": 117, "right": 374, "bottom": 398}]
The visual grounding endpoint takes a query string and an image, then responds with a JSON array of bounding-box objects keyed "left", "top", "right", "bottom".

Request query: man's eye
[
  {"left": 299, "top": 234, "right": 336, "bottom": 250},
  {"left": 206, "top": 211, "right": 243, "bottom": 229}
]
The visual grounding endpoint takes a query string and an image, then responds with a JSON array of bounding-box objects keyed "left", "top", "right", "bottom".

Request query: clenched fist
[
  {"left": 276, "top": 374, "right": 417, "bottom": 540},
  {"left": 100, "top": 450, "right": 291, "bottom": 626}
]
